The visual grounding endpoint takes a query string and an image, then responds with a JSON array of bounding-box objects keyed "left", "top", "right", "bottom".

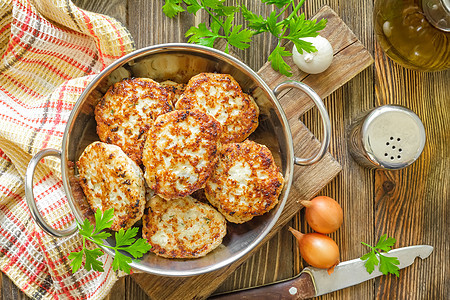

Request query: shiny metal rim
[
  {"left": 25, "top": 148, "right": 78, "bottom": 237},
  {"left": 273, "top": 80, "right": 331, "bottom": 166}
]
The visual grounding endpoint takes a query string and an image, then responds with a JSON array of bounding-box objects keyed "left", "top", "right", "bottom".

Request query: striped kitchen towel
[{"left": 0, "top": 0, "right": 135, "bottom": 298}]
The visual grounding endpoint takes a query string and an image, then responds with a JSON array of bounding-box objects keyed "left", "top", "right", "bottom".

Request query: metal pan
[{"left": 25, "top": 43, "right": 331, "bottom": 276}]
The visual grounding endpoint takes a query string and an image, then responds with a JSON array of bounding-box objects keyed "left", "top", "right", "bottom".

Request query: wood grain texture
[
  {"left": 372, "top": 42, "right": 450, "bottom": 300},
  {"left": 74, "top": 0, "right": 128, "bottom": 25},
  {"left": 3, "top": 1, "right": 449, "bottom": 300},
  {"left": 127, "top": 0, "right": 198, "bottom": 48},
  {"left": 293, "top": 2, "right": 378, "bottom": 300},
  {"left": 1, "top": 274, "right": 28, "bottom": 300}
]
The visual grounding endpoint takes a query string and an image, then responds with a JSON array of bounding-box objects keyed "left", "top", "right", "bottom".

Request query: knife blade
[{"left": 209, "top": 245, "right": 433, "bottom": 299}]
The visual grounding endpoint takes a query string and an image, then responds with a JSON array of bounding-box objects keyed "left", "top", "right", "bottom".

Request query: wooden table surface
[{"left": 1, "top": 0, "right": 449, "bottom": 299}]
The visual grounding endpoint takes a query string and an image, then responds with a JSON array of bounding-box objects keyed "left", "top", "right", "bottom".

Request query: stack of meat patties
[{"left": 76, "top": 73, "right": 284, "bottom": 259}]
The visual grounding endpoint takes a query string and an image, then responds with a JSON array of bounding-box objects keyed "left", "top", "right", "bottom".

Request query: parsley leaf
[
  {"left": 266, "top": 11, "right": 283, "bottom": 36},
  {"left": 360, "top": 250, "right": 379, "bottom": 274},
  {"left": 183, "top": 0, "right": 202, "bottom": 14},
  {"left": 68, "top": 251, "right": 83, "bottom": 273},
  {"left": 360, "top": 235, "right": 400, "bottom": 277},
  {"left": 287, "top": 15, "right": 327, "bottom": 40},
  {"left": 262, "top": 0, "right": 291, "bottom": 9},
  {"left": 78, "top": 218, "right": 95, "bottom": 238},
  {"left": 122, "top": 238, "right": 153, "bottom": 258},
  {"left": 201, "top": 0, "right": 222, "bottom": 9},
  {"left": 375, "top": 234, "right": 397, "bottom": 252},
  {"left": 222, "top": 15, "right": 233, "bottom": 36},
  {"left": 186, "top": 23, "right": 221, "bottom": 48},
  {"left": 240, "top": 6, "right": 267, "bottom": 32},
  {"left": 379, "top": 255, "right": 400, "bottom": 277},
  {"left": 84, "top": 248, "right": 104, "bottom": 272},
  {"left": 268, "top": 45, "right": 292, "bottom": 77},
  {"left": 286, "top": 16, "right": 327, "bottom": 54},
  {"left": 213, "top": 3, "right": 239, "bottom": 17},
  {"left": 94, "top": 208, "right": 113, "bottom": 233},
  {"left": 68, "top": 209, "right": 152, "bottom": 274},
  {"left": 162, "top": 0, "right": 185, "bottom": 18},
  {"left": 228, "top": 25, "right": 254, "bottom": 50},
  {"left": 112, "top": 251, "right": 132, "bottom": 273}
]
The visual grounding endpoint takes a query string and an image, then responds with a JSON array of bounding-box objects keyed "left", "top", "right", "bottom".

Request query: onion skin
[
  {"left": 301, "top": 196, "right": 343, "bottom": 234},
  {"left": 289, "top": 227, "right": 340, "bottom": 273}
]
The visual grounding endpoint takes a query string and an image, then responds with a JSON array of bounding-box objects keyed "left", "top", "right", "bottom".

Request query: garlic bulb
[{"left": 292, "top": 36, "right": 333, "bottom": 74}]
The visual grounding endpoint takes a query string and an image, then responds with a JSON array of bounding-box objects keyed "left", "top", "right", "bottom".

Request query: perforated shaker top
[{"left": 362, "top": 105, "right": 426, "bottom": 170}]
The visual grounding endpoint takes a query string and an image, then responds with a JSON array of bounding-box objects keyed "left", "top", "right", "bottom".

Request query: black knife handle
[{"left": 209, "top": 272, "right": 316, "bottom": 300}]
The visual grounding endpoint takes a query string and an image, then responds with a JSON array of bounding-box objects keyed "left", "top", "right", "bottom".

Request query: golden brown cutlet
[
  {"left": 175, "top": 73, "right": 259, "bottom": 143},
  {"left": 142, "top": 195, "right": 226, "bottom": 258},
  {"left": 142, "top": 109, "right": 222, "bottom": 200},
  {"left": 76, "top": 141, "right": 146, "bottom": 231},
  {"left": 95, "top": 78, "right": 173, "bottom": 165},
  {"left": 205, "top": 140, "right": 284, "bottom": 223}
]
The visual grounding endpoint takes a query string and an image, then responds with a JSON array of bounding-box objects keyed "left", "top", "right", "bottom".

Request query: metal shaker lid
[{"left": 361, "top": 105, "right": 426, "bottom": 170}]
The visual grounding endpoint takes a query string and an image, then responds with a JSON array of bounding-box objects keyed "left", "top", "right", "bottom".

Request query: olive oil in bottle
[{"left": 374, "top": 0, "right": 450, "bottom": 71}]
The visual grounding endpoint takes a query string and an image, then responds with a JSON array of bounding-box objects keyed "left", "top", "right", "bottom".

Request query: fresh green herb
[
  {"left": 360, "top": 234, "right": 400, "bottom": 277},
  {"left": 183, "top": 0, "right": 253, "bottom": 54},
  {"left": 163, "top": 0, "right": 185, "bottom": 17},
  {"left": 162, "top": 0, "right": 327, "bottom": 76},
  {"left": 68, "top": 208, "right": 151, "bottom": 274}
]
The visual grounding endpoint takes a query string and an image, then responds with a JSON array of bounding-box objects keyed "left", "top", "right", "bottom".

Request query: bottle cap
[
  {"left": 348, "top": 105, "right": 426, "bottom": 170},
  {"left": 422, "top": 0, "right": 450, "bottom": 32}
]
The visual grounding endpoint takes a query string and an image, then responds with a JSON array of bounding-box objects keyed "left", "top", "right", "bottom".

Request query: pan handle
[
  {"left": 273, "top": 81, "right": 331, "bottom": 166},
  {"left": 25, "top": 148, "right": 78, "bottom": 237}
]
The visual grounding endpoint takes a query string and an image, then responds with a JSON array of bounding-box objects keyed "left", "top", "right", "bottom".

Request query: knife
[{"left": 210, "top": 245, "right": 433, "bottom": 299}]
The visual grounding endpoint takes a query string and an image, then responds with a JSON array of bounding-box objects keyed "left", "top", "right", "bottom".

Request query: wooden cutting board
[{"left": 131, "top": 6, "right": 373, "bottom": 299}]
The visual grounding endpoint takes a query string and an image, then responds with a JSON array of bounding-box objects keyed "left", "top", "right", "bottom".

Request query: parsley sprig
[
  {"left": 162, "top": 0, "right": 327, "bottom": 76},
  {"left": 360, "top": 234, "right": 400, "bottom": 277},
  {"left": 68, "top": 208, "right": 151, "bottom": 274}
]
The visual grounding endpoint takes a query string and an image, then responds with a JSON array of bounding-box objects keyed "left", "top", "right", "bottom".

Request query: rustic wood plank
[
  {"left": 124, "top": 276, "right": 149, "bottom": 299},
  {"left": 74, "top": 0, "right": 128, "bottom": 26},
  {"left": 128, "top": 0, "right": 200, "bottom": 49},
  {"left": 296, "top": 67, "right": 377, "bottom": 300},
  {"left": 104, "top": 278, "right": 125, "bottom": 300},
  {"left": 372, "top": 42, "right": 450, "bottom": 299},
  {"left": 1, "top": 276, "right": 28, "bottom": 300},
  {"left": 293, "top": 1, "right": 377, "bottom": 300}
]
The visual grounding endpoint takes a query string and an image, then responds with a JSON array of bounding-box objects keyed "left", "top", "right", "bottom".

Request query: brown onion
[
  {"left": 300, "top": 196, "right": 343, "bottom": 234},
  {"left": 289, "top": 227, "right": 339, "bottom": 274}
]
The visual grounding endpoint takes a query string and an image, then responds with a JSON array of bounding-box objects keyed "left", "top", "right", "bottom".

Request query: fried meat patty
[
  {"left": 142, "top": 110, "right": 222, "bottom": 199},
  {"left": 142, "top": 195, "right": 226, "bottom": 258},
  {"left": 160, "top": 80, "right": 185, "bottom": 106},
  {"left": 175, "top": 73, "right": 259, "bottom": 143},
  {"left": 205, "top": 140, "right": 284, "bottom": 223},
  {"left": 95, "top": 78, "right": 173, "bottom": 165},
  {"left": 76, "top": 142, "right": 146, "bottom": 231}
]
